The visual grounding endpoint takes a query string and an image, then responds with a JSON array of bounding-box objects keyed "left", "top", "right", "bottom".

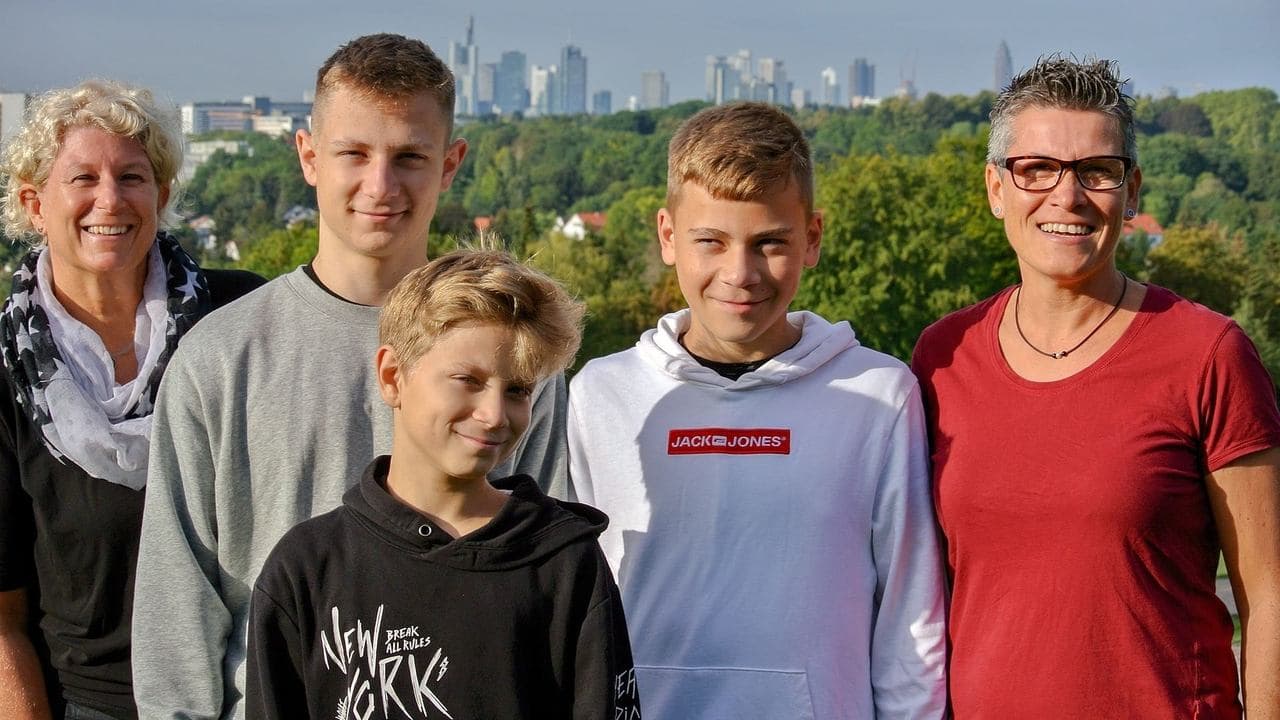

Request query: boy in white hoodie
[{"left": 567, "top": 102, "right": 947, "bottom": 719}]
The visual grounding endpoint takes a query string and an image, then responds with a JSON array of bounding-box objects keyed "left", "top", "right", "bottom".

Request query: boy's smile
[
  {"left": 379, "top": 323, "right": 533, "bottom": 489},
  {"left": 658, "top": 180, "right": 822, "bottom": 363}
]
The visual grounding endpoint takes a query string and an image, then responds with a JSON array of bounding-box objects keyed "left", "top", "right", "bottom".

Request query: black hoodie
[{"left": 246, "top": 456, "right": 641, "bottom": 720}]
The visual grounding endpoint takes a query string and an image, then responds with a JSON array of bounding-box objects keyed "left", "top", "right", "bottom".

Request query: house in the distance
[
  {"left": 553, "top": 211, "right": 607, "bottom": 240},
  {"left": 1122, "top": 212, "right": 1164, "bottom": 245}
]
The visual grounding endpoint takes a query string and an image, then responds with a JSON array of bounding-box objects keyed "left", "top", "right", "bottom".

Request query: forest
[{"left": 5, "top": 87, "right": 1278, "bottom": 383}]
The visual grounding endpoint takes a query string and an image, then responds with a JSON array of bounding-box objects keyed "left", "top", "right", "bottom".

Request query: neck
[
  {"left": 310, "top": 226, "right": 427, "bottom": 307},
  {"left": 384, "top": 456, "right": 508, "bottom": 539},
  {"left": 1014, "top": 268, "right": 1127, "bottom": 335},
  {"left": 47, "top": 257, "right": 145, "bottom": 352}
]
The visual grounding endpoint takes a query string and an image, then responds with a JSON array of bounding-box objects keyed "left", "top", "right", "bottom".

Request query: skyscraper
[
  {"left": 755, "top": 57, "right": 788, "bottom": 104},
  {"left": 559, "top": 44, "right": 588, "bottom": 115},
  {"left": 705, "top": 55, "right": 734, "bottom": 104},
  {"left": 820, "top": 67, "right": 840, "bottom": 107},
  {"left": 592, "top": 90, "right": 612, "bottom": 116},
  {"left": 849, "top": 58, "right": 875, "bottom": 102},
  {"left": 640, "top": 70, "right": 669, "bottom": 110},
  {"left": 530, "top": 65, "right": 555, "bottom": 116},
  {"left": 447, "top": 16, "right": 480, "bottom": 115},
  {"left": 495, "top": 51, "right": 528, "bottom": 115},
  {"left": 995, "top": 41, "right": 1013, "bottom": 92}
]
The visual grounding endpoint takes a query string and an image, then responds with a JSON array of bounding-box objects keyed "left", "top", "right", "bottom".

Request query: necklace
[
  {"left": 108, "top": 342, "right": 135, "bottom": 360},
  {"left": 1014, "top": 275, "right": 1128, "bottom": 360}
]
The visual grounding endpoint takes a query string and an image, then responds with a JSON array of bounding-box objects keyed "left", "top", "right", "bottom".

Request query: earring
[
  {"left": 993, "top": 207, "right": 1002, "bottom": 217},
  {"left": 1124, "top": 208, "right": 1136, "bottom": 220}
]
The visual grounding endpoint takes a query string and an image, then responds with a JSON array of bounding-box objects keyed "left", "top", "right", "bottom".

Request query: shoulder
[
  {"left": 571, "top": 346, "right": 646, "bottom": 390},
  {"left": 911, "top": 288, "right": 1010, "bottom": 374},
  {"left": 1140, "top": 284, "right": 1238, "bottom": 341},
  {"left": 257, "top": 506, "right": 349, "bottom": 591},
  {"left": 204, "top": 268, "right": 268, "bottom": 310},
  {"left": 168, "top": 272, "right": 302, "bottom": 367}
]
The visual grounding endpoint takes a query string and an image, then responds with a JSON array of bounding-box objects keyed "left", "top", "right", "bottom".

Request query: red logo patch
[{"left": 667, "top": 428, "right": 791, "bottom": 455}]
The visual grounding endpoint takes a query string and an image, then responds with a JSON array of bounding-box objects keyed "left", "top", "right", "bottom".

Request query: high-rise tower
[
  {"left": 995, "top": 41, "right": 1013, "bottom": 92},
  {"left": 559, "top": 44, "right": 588, "bottom": 115},
  {"left": 447, "top": 17, "right": 480, "bottom": 115}
]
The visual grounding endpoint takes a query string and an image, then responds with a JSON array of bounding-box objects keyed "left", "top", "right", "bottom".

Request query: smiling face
[
  {"left": 377, "top": 322, "right": 533, "bottom": 488},
  {"left": 658, "top": 179, "right": 822, "bottom": 362},
  {"left": 21, "top": 125, "right": 166, "bottom": 292},
  {"left": 297, "top": 82, "right": 466, "bottom": 269},
  {"left": 987, "top": 107, "right": 1141, "bottom": 289}
]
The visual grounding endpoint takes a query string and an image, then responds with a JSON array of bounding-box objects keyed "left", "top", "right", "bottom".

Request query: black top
[
  {"left": 0, "top": 267, "right": 266, "bottom": 718},
  {"left": 247, "top": 456, "right": 641, "bottom": 720}
]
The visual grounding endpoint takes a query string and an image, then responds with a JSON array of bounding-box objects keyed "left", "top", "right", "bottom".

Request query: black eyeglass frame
[{"left": 1000, "top": 155, "right": 1134, "bottom": 192}]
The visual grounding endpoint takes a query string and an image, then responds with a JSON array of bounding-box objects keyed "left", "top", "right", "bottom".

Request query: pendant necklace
[{"left": 1014, "top": 275, "right": 1128, "bottom": 360}]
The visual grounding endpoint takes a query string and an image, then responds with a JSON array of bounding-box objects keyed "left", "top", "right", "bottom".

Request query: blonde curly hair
[{"left": 0, "top": 79, "right": 184, "bottom": 243}]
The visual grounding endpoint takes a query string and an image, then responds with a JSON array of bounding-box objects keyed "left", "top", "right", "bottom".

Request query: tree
[
  {"left": 238, "top": 225, "right": 318, "bottom": 279},
  {"left": 796, "top": 134, "right": 1016, "bottom": 360},
  {"left": 1146, "top": 224, "right": 1246, "bottom": 315}
]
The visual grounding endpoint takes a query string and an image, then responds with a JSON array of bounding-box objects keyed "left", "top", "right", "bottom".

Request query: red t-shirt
[{"left": 911, "top": 284, "right": 1280, "bottom": 719}]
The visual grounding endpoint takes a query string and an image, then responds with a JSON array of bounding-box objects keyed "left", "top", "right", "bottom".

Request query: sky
[{"left": 1, "top": 0, "right": 1277, "bottom": 106}]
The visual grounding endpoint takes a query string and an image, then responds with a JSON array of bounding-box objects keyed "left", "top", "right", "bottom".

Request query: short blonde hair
[
  {"left": 666, "top": 102, "right": 814, "bottom": 215},
  {"left": 380, "top": 249, "right": 585, "bottom": 383},
  {"left": 0, "top": 79, "right": 183, "bottom": 242}
]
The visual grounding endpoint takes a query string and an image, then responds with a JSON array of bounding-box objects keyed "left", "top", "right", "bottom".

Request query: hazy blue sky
[{"left": 2, "top": 0, "right": 1276, "bottom": 105}]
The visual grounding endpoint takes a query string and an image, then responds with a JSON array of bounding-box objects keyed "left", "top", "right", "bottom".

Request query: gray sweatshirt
[{"left": 131, "top": 268, "right": 569, "bottom": 719}]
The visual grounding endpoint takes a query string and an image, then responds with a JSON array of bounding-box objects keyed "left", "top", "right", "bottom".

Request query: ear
[
  {"left": 296, "top": 128, "right": 319, "bottom": 188},
  {"left": 18, "top": 183, "right": 43, "bottom": 233},
  {"left": 157, "top": 182, "right": 171, "bottom": 215},
  {"left": 804, "top": 209, "right": 823, "bottom": 268},
  {"left": 1125, "top": 166, "right": 1142, "bottom": 214},
  {"left": 375, "top": 345, "right": 405, "bottom": 409},
  {"left": 438, "top": 138, "right": 468, "bottom": 193},
  {"left": 985, "top": 162, "right": 1005, "bottom": 217},
  {"left": 657, "top": 207, "right": 677, "bottom": 267}
]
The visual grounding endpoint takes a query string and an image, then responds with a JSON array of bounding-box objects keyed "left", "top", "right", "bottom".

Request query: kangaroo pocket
[{"left": 636, "top": 665, "right": 815, "bottom": 719}]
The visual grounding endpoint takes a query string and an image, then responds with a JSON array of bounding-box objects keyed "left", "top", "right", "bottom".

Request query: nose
[
  {"left": 94, "top": 177, "right": 123, "bottom": 211},
  {"left": 720, "top": 245, "right": 760, "bottom": 287},
  {"left": 362, "top": 155, "right": 402, "bottom": 202},
  {"left": 1047, "top": 166, "right": 1088, "bottom": 208},
  {"left": 472, "top": 387, "right": 510, "bottom": 430}
]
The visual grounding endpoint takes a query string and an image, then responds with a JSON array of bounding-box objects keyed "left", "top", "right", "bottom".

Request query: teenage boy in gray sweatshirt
[{"left": 131, "top": 34, "right": 568, "bottom": 719}]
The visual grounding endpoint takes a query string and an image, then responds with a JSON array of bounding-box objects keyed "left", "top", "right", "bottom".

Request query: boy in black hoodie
[{"left": 245, "top": 249, "right": 641, "bottom": 720}]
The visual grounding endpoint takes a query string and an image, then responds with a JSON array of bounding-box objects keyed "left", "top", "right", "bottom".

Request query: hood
[
  {"left": 636, "top": 309, "right": 860, "bottom": 390},
  {"left": 344, "top": 456, "right": 608, "bottom": 572}
]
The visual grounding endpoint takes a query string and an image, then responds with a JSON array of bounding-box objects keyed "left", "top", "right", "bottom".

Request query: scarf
[{"left": 0, "top": 232, "right": 211, "bottom": 489}]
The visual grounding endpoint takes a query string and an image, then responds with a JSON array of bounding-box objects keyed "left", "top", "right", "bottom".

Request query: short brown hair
[
  {"left": 379, "top": 248, "right": 585, "bottom": 383},
  {"left": 313, "top": 33, "right": 455, "bottom": 137},
  {"left": 666, "top": 102, "right": 814, "bottom": 215}
]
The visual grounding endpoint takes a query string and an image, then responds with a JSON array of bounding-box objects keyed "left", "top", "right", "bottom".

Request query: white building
[{"left": 0, "top": 93, "right": 30, "bottom": 146}]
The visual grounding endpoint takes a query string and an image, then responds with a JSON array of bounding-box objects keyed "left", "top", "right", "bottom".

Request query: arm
[
  {"left": 565, "top": 377, "right": 593, "bottom": 506},
  {"left": 0, "top": 590, "right": 51, "bottom": 720},
  {"left": 573, "top": 551, "right": 640, "bottom": 720},
  {"left": 502, "top": 372, "right": 570, "bottom": 500},
  {"left": 132, "top": 356, "right": 233, "bottom": 719},
  {"left": 1206, "top": 446, "right": 1280, "bottom": 720},
  {"left": 869, "top": 384, "right": 947, "bottom": 720},
  {"left": 244, "top": 586, "right": 307, "bottom": 720}
]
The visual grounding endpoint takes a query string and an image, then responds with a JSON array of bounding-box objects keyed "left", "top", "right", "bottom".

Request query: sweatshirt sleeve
[
  {"left": 502, "top": 372, "right": 571, "bottom": 500},
  {"left": 565, "top": 374, "right": 593, "bottom": 507},
  {"left": 132, "top": 353, "right": 233, "bottom": 719},
  {"left": 573, "top": 548, "right": 641, "bottom": 720},
  {"left": 869, "top": 382, "right": 948, "bottom": 719},
  {"left": 245, "top": 579, "right": 307, "bottom": 720}
]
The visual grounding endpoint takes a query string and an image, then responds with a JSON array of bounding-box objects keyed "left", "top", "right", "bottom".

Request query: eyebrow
[
  {"left": 327, "top": 138, "right": 439, "bottom": 152},
  {"left": 688, "top": 226, "right": 793, "bottom": 239}
]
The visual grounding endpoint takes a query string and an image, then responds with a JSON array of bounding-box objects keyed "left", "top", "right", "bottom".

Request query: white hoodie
[{"left": 568, "top": 310, "right": 946, "bottom": 720}]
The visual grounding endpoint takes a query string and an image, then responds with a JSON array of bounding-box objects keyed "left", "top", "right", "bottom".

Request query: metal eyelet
[{"left": 417, "top": 524, "right": 432, "bottom": 537}]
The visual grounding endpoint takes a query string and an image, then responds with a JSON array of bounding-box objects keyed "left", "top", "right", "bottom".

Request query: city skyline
[{"left": 1, "top": 0, "right": 1277, "bottom": 106}]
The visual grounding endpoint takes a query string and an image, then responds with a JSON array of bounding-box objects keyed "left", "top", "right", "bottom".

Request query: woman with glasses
[{"left": 911, "top": 57, "right": 1280, "bottom": 718}]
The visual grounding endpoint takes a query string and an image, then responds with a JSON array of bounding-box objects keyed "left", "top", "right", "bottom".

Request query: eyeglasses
[{"left": 1001, "top": 155, "right": 1133, "bottom": 192}]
